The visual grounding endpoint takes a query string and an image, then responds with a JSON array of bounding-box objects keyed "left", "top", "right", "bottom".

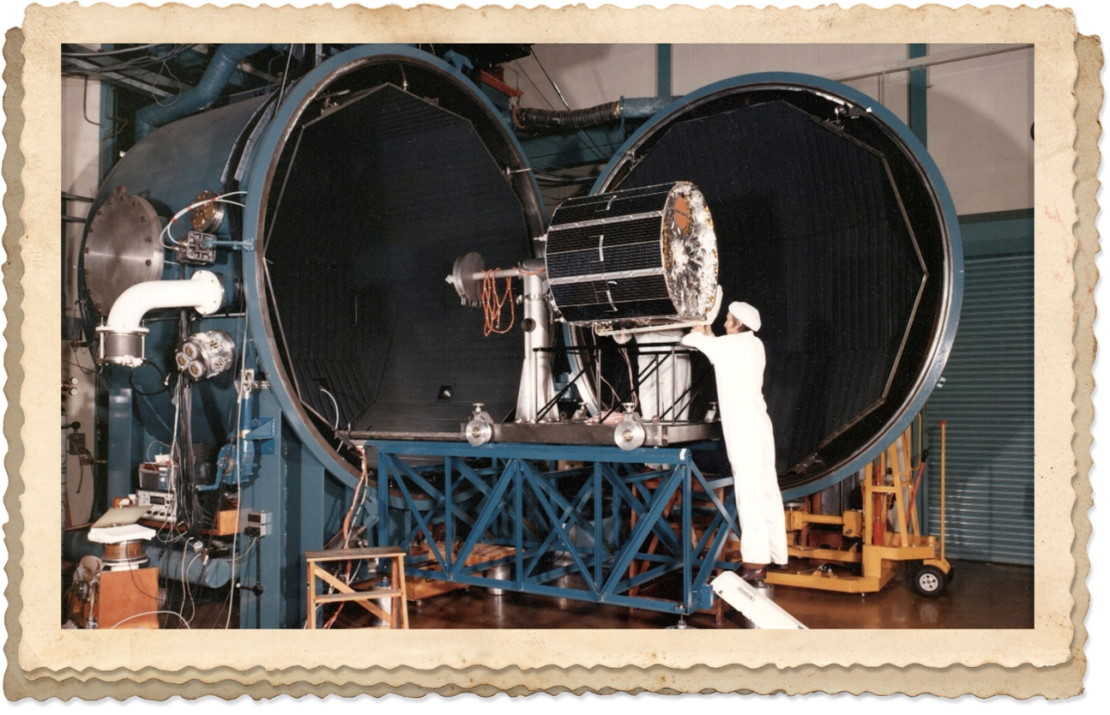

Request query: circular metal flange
[
  {"left": 95, "top": 327, "right": 148, "bottom": 367},
  {"left": 449, "top": 252, "right": 485, "bottom": 307},
  {"left": 189, "top": 270, "right": 225, "bottom": 315},
  {"left": 84, "top": 187, "right": 165, "bottom": 316},
  {"left": 466, "top": 417, "right": 494, "bottom": 446},
  {"left": 101, "top": 540, "right": 151, "bottom": 571},
  {"left": 466, "top": 403, "right": 495, "bottom": 446},
  {"left": 190, "top": 189, "right": 226, "bottom": 232},
  {"left": 614, "top": 411, "right": 647, "bottom": 450}
]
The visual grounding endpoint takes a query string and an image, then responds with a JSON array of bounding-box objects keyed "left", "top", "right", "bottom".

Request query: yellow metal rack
[{"left": 764, "top": 420, "right": 952, "bottom": 597}]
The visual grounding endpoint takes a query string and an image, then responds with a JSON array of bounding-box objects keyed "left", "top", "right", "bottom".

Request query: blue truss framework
[{"left": 370, "top": 440, "right": 740, "bottom": 615}]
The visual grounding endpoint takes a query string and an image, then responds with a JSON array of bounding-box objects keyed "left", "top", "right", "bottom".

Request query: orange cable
[
  {"left": 323, "top": 448, "right": 369, "bottom": 629},
  {"left": 481, "top": 270, "right": 515, "bottom": 336}
]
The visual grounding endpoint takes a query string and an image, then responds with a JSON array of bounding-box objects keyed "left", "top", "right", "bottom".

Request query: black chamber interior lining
[
  {"left": 263, "top": 82, "right": 531, "bottom": 434},
  {"left": 612, "top": 96, "right": 943, "bottom": 486}
]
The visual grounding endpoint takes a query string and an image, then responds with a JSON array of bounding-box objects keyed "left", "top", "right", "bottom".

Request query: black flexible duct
[{"left": 514, "top": 102, "right": 621, "bottom": 130}]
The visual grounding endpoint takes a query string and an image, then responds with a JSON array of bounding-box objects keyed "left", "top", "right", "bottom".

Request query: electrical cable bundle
[
  {"left": 62, "top": 44, "right": 200, "bottom": 76},
  {"left": 316, "top": 448, "right": 371, "bottom": 629},
  {"left": 481, "top": 270, "right": 515, "bottom": 336},
  {"left": 168, "top": 314, "right": 213, "bottom": 537}
]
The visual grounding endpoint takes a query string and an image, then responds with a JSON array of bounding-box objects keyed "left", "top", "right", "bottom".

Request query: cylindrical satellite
[{"left": 545, "top": 181, "right": 718, "bottom": 326}]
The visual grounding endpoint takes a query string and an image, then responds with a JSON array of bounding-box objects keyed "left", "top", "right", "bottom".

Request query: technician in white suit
[{"left": 681, "top": 301, "right": 788, "bottom": 583}]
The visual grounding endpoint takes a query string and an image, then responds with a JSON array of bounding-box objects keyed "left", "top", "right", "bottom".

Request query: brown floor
[
  {"left": 366, "top": 559, "right": 1034, "bottom": 630},
  {"left": 166, "top": 558, "right": 1033, "bottom": 630}
]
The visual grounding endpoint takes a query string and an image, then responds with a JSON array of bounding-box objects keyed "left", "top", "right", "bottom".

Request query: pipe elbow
[{"left": 105, "top": 270, "right": 225, "bottom": 331}]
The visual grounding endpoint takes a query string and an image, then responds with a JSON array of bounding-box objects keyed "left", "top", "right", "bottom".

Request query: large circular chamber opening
[
  {"left": 254, "top": 54, "right": 544, "bottom": 453},
  {"left": 596, "top": 76, "right": 961, "bottom": 495}
]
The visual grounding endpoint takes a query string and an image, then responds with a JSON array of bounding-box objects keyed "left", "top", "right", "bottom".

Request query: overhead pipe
[
  {"left": 97, "top": 270, "right": 224, "bottom": 366},
  {"left": 134, "top": 43, "right": 275, "bottom": 139}
]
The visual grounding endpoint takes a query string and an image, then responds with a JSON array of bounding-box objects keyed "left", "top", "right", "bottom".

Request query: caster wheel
[{"left": 911, "top": 564, "right": 948, "bottom": 598}]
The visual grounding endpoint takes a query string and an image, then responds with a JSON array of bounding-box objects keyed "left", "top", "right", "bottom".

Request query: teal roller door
[{"left": 925, "top": 211, "right": 1034, "bottom": 565}]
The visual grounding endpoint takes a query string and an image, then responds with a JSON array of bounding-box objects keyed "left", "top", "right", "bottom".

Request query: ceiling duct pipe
[{"left": 134, "top": 43, "right": 274, "bottom": 139}]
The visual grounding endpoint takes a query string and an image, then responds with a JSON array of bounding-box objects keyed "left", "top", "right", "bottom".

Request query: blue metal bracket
[
  {"left": 442, "top": 50, "right": 474, "bottom": 74},
  {"left": 370, "top": 440, "right": 739, "bottom": 616},
  {"left": 245, "top": 418, "right": 276, "bottom": 454}
]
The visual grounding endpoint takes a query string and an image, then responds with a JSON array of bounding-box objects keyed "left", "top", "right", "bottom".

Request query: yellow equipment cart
[{"left": 764, "top": 420, "right": 952, "bottom": 597}]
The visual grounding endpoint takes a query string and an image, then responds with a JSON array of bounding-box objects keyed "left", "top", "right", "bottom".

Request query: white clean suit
[{"left": 681, "top": 329, "right": 788, "bottom": 565}]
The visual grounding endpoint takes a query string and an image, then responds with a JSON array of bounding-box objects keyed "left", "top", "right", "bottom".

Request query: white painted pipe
[
  {"left": 463, "top": 266, "right": 531, "bottom": 281},
  {"left": 105, "top": 270, "right": 224, "bottom": 331}
]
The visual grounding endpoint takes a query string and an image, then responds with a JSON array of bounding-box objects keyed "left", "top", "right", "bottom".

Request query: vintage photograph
[
  {"left": 56, "top": 40, "right": 1033, "bottom": 631},
  {"left": 2, "top": 1, "right": 1095, "bottom": 701}
]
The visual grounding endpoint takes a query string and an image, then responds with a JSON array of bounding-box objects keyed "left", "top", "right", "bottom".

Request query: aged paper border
[{"left": 1, "top": 2, "right": 1095, "bottom": 699}]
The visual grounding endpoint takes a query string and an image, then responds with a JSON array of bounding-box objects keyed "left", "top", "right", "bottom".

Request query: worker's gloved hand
[{"left": 702, "top": 285, "right": 724, "bottom": 325}]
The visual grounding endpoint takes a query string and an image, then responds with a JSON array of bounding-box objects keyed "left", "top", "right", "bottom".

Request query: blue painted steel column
[
  {"left": 593, "top": 462, "right": 603, "bottom": 587},
  {"left": 909, "top": 44, "right": 928, "bottom": 146},
  {"left": 445, "top": 456, "right": 455, "bottom": 571},
  {"left": 656, "top": 44, "right": 672, "bottom": 98},
  {"left": 378, "top": 454, "right": 390, "bottom": 547},
  {"left": 681, "top": 461, "right": 692, "bottom": 612},
  {"left": 287, "top": 433, "right": 327, "bottom": 605},
  {"left": 514, "top": 459, "right": 524, "bottom": 589},
  {"left": 238, "top": 389, "right": 285, "bottom": 628}
]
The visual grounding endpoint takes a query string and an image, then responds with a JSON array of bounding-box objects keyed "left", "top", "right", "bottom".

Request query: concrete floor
[{"left": 343, "top": 558, "right": 1033, "bottom": 630}]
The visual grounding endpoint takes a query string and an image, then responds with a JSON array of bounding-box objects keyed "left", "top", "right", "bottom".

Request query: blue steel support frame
[
  {"left": 372, "top": 440, "right": 739, "bottom": 615},
  {"left": 656, "top": 44, "right": 672, "bottom": 98},
  {"left": 909, "top": 44, "right": 928, "bottom": 146},
  {"left": 236, "top": 388, "right": 352, "bottom": 628},
  {"left": 238, "top": 390, "right": 286, "bottom": 628}
]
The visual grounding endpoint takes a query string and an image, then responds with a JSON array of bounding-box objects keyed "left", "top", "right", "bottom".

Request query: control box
[
  {"left": 136, "top": 489, "right": 176, "bottom": 522},
  {"left": 245, "top": 510, "right": 271, "bottom": 538},
  {"left": 138, "top": 459, "right": 175, "bottom": 492}
]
